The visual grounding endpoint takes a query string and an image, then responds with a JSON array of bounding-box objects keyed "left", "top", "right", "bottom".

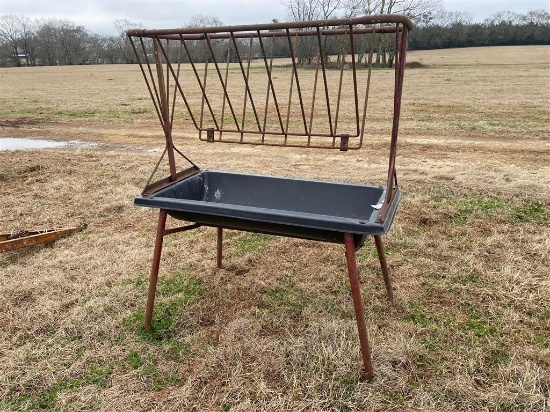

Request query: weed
[
  {"left": 511, "top": 200, "right": 548, "bottom": 225},
  {"left": 261, "top": 286, "right": 312, "bottom": 316},
  {"left": 451, "top": 197, "right": 508, "bottom": 223},
  {"left": 233, "top": 233, "right": 270, "bottom": 253},
  {"left": 157, "top": 274, "right": 204, "bottom": 303},
  {"left": 140, "top": 362, "right": 183, "bottom": 391},
  {"left": 404, "top": 301, "right": 432, "bottom": 328},
  {"left": 127, "top": 350, "right": 143, "bottom": 368},
  {"left": 84, "top": 364, "right": 114, "bottom": 387},
  {"left": 338, "top": 375, "right": 361, "bottom": 395},
  {"left": 450, "top": 196, "right": 548, "bottom": 225},
  {"left": 488, "top": 347, "right": 511, "bottom": 365}
]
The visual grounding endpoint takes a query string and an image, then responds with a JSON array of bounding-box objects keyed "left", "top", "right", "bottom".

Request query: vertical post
[
  {"left": 144, "top": 209, "right": 168, "bottom": 332},
  {"left": 344, "top": 233, "right": 374, "bottom": 381},
  {"left": 153, "top": 38, "right": 177, "bottom": 180},
  {"left": 216, "top": 227, "right": 223, "bottom": 269},
  {"left": 374, "top": 235, "right": 393, "bottom": 302}
]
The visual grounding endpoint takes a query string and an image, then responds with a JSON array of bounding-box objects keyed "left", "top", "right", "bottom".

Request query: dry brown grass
[{"left": 0, "top": 45, "right": 549, "bottom": 411}]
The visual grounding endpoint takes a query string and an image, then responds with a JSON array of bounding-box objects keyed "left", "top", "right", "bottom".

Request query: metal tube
[
  {"left": 374, "top": 235, "right": 393, "bottom": 302},
  {"left": 135, "top": 26, "right": 406, "bottom": 41},
  {"left": 153, "top": 38, "right": 177, "bottom": 180},
  {"left": 308, "top": 51, "right": 321, "bottom": 145},
  {"left": 144, "top": 209, "right": 168, "bottom": 332},
  {"left": 217, "top": 227, "right": 223, "bottom": 268},
  {"left": 384, "top": 26, "right": 408, "bottom": 213},
  {"left": 179, "top": 35, "right": 218, "bottom": 131},
  {"left": 257, "top": 31, "right": 285, "bottom": 134},
  {"left": 128, "top": 36, "right": 163, "bottom": 127},
  {"left": 286, "top": 29, "right": 308, "bottom": 136},
  {"left": 284, "top": 31, "right": 298, "bottom": 142},
  {"left": 333, "top": 31, "right": 348, "bottom": 140},
  {"left": 220, "top": 37, "right": 232, "bottom": 139},
  {"left": 348, "top": 25, "right": 360, "bottom": 138},
  {"left": 205, "top": 34, "right": 241, "bottom": 131},
  {"left": 127, "top": 14, "right": 414, "bottom": 37},
  {"left": 316, "top": 27, "right": 334, "bottom": 137},
  {"left": 240, "top": 35, "right": 251, "bottom": 141},
  {"left": 231, "top": 33, "right": 262, "bottom": 138},
  {"left": 344, "top": 232, "right": 374, "bottom": 381}
]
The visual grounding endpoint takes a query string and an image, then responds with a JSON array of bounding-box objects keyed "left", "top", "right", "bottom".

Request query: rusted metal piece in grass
[{"left": 0, "top": 225, "right": 85, "bottom": 253}]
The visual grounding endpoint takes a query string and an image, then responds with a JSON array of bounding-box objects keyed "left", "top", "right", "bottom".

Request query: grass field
[{"left": 0, "top": 45, "right": 549, "bottom": 411}]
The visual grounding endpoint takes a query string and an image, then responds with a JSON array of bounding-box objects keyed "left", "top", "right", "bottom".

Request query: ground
[{"left": 0, "top": 45, "right": 549, "bottom": 411}]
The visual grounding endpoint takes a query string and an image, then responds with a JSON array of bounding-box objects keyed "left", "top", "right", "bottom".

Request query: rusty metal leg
[
  {"left": 344, "top": 232, "right": 374, "bottom": 381},
  {"left": 374, "top": 235, "right": 394, "bottom": 302},
  {"left": 144, "top": 209, "right": 168, "bottom": 332},
  {"left": 216, "top": 227, "right": 223, "bottom": 269}
]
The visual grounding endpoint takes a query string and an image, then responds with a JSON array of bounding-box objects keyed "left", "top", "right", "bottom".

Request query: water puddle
[{"left": 0, "top": 138, "right": 99, "bottom": 151}]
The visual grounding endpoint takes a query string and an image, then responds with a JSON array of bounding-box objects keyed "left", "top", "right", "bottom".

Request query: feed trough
[{"left": 128, "top": 13, "right": 412, "bottom": 380}]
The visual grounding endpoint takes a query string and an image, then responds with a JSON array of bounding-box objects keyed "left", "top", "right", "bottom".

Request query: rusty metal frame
[
  {"left": 128, "top": 15, "right": 410, "bottom": 224},
  {"left": 130, "top": 14, "right": 412, "bottom": 380},
  {"left": 0, "top": 226, "right": 85, "bottom": 253}
]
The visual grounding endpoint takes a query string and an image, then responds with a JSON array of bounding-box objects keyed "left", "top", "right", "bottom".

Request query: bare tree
[
  {"left": 523, "top": 9, "right": 550, "bottom": 25},
  {"left": 281, "top": 0, "right": 322, "bottom": 21},
  {"left": 281, "top": 0, "right": 345, "bottom": 63},
  {"left": 0, "top": 15, "right": 39, "bottom": 67},
  {"left": 183, "top": 15, "right": 225, "bottom": 63},
  {"left": 114, "top": 19, "right": 144, "bottom": 63},
  {"left": 484, "top": 11, "right": 525, "bottom": 26},
  {"left": 343, "top": 0, "right": 442, "bottom": 66}
]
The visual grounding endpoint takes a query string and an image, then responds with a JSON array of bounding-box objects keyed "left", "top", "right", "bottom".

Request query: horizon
[{"left": 1, "top": 0, "right": 549, "bottom": 35}]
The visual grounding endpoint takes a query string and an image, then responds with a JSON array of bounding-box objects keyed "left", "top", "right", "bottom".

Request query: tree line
[{"left": 0, "top": 0, "right": 548, "bottom": 68}]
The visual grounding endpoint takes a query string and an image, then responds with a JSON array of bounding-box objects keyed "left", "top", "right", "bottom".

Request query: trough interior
[{"left": 155, "top": 171, "right": 384, "bottom": 220}]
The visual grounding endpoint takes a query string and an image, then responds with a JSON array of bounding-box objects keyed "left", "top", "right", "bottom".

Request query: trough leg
[
  {"left": 217, "top": 227, "right": 223, "bottom": 269},
  {"left": 344, "top": 233, "right": 374, "bottom": 381},
  {"left": 373, "top": 235, "right": 394, "bottom": 302},
  {"left": 144, "top": 209, "right": 168, "bottom": 333}
]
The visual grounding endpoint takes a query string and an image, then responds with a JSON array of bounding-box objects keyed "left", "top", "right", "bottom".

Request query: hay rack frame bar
[{"left": 128, "top": 13, "right": 412, "bottom": 380}]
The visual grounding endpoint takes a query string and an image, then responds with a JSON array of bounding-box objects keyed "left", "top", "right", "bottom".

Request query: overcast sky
[{"left": 1, "top": 0, "right": 548, "bottom": 34}]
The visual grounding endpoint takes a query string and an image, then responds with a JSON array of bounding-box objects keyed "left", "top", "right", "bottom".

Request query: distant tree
[
  {"left": 114, "top": 19, "right": 144, "bottom": 63},
  {"left": 434, "top": 10, "right": 473, "bottom": 27},
  {"left": 281, "top": 0, "right": 345, "bottom": 63},
  {"left": 0, "top": 14, "right": 35, "bottom": 66},
  {"left": 484, "top": 10, "right": 524, "bottom": 26},
  {"left": 183, "top": 15, "right": 224, "bottom": 63},
  {"left": 523, "top": 9, "right": 550, "bottom": 26},
  {"left": 344, "top": 0, "right": 442, "bottom": 66}
]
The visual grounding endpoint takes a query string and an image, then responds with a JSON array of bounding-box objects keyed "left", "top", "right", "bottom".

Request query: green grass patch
[
  {"left": 124, "top": 274, "right": 203, "bottom": 348},
  {"left": 127, "top": 350, "right": 143, "bottom": 369},
  {"left": 338, "top": 374, "right": 362, "bottom": 395},
  {"left": 140, "top": 362, "right": 183, "bottom": 391},
  {"left": 233, "top": 233, "right": 270, "bottom": 253},
  {"left": 9, "top": 363, "right": 113, "bottom": 410},
  {"left": 84, "top": 364, "right": 114, "bottom": 387},
  {"left": 260, "top": 286, "right": 313, "bottom": 317},
  {"left": 450, "top": 197, "right": 548, "bottom": 225}
]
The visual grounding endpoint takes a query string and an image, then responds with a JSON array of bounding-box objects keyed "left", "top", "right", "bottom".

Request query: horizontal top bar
[
  {"left": 127, "top": 14, "right": 414, "bottom": 38},
  {"left": 149, "top": 26, "right": 404, "bottom": 41}
]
